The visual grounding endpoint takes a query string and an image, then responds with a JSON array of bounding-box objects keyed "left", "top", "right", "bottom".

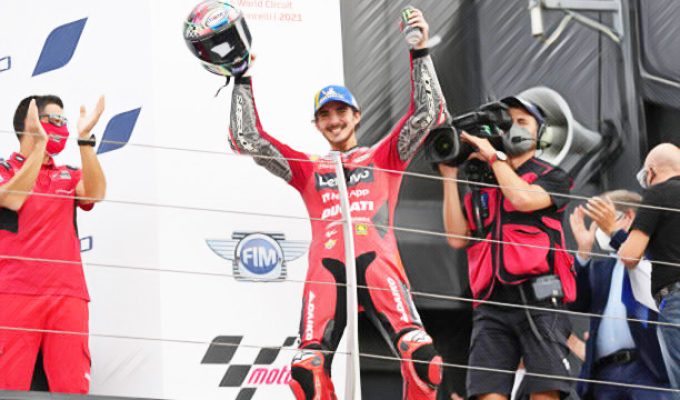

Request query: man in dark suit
[{"left": 569, "top": 190, "right": 671, "bottom": 399}]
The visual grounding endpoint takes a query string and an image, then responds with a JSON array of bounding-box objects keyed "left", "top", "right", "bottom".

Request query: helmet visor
[{"left": 185, "top": 16, "right": 252, "bottom": 66}]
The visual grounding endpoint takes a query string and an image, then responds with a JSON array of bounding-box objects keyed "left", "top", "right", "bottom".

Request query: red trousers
[
  {"left": 299, "top": 224, "right": 423, "bottom": 354},
  {"left": 0, "top": 293, "right": 90, "bottom": 393}
]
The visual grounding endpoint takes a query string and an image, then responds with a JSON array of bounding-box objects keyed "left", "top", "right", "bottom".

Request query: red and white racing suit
[{"left": 229, "top": 48, "right": 447, "bottom": 400}]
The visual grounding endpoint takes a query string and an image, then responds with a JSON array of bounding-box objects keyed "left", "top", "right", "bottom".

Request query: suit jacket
[{"left": 570, "top": 255, "right": 669, "bottom": 397}]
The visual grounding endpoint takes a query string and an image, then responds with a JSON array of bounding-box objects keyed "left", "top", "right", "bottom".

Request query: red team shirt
[{"left": 0, "top": 152, "right": 91, "bottom": 301}]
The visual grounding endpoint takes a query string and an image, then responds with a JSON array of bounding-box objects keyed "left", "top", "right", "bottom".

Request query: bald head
[
  {"left": 644, "top": 143, "right": 680, "bottom": 185},
  {"left": 646, "top": 143, "right": 680, "bottom": 170}
]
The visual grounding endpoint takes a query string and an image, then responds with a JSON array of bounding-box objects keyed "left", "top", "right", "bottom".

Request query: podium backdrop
[{"left": 0, "top": 1, "right": 346, "bottom": 399}]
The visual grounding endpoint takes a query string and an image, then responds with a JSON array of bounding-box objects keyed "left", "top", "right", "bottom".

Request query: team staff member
[
  {"left": 0, "top": 94, "right": 106, "bottom": 393},
  {"left": 228, "top": 9, "right": 447, "bottom": 400},
  {"left": 440, "top": 97, "right": 574, "bottom": 400},
  {"left": 608, "top": 143, "right": 680, "bottom": 394},
  {"left": 571, "top": 191, "right": 671, "bottom": 399}
]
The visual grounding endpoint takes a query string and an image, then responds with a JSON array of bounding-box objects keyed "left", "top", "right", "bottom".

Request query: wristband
[
  {"left": 488, "top": 152, "right": 498, "bottom": 166},
  {"left": 609, "top": 229, "right": 629, "bottom": 251},
  {"left": 235, "top": 76, "right": 252, "bottom": 85},
  {"left": 488, "top": 150, "right": 507, "bottom": 166},
  {"left": 411, "top": 48, "right": 429, "bottom": 59},
  {"left": 78, "top": 134, "right": 96, "bottom": 147}
]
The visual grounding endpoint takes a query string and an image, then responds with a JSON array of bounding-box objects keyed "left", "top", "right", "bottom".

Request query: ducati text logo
[
  {"left": 206, "top": 232, "right": 308, "bottom": 281},
  {"left": 321, "top": 200, "right": 374, "bottom": 220}
]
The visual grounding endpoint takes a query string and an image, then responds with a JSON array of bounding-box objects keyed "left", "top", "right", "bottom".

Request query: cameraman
[{"left": 439, "top": 97, "right": 574, "bottom": 400}]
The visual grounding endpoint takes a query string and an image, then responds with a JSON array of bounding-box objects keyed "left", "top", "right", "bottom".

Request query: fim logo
[
  {"left": 206, "top": 232, "right": 308, "bottom": 282},
  {"left": 202, "top": 335, "right": 298, "bottom": 400}
]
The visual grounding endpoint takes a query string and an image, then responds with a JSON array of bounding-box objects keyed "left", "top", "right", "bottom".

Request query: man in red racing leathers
[{"left": 228, "top": 9, "right": 447, "bottom": 400}]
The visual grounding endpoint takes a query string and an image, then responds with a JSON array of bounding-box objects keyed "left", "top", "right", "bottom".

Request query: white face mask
[{"left": 596, "top": 228, "right": 614, "bottom": 253}]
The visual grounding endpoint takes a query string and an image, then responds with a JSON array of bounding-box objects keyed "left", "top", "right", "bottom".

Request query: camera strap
[
  {"left": 471, "top": 187, "right": 486, "bottom": 238},
  {"left": 519, "top": 285, "right": 545, "bottom": 342},
  {"left": 518, "top": 285, "right": 573, "bottom": 377}
]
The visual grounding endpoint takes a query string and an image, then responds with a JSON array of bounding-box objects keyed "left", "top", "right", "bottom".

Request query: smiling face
[{"left": 314, "top": 101, "right": 361, "bottom": 151}]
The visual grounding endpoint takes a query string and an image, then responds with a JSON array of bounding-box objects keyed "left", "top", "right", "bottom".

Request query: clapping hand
[
  {"left": 77, "top": 96, "right": 106, "bottom": 139},
  {"left": 584, "top": 196, "right": 618, "bottom": 236},
  {"left": 569, "top": 206, "right": 597, "bottom": 260},
  {"left": 25, "top": 99, "right": 48, "bottom": 145}
]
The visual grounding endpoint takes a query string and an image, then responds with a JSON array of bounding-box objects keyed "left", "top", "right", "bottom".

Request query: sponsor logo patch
[
  {"left": 387, "top": 277, "right": 409, "bottom": 323},
  {"left": 355, "top": 223, "right": 369, "bottom": 236},
  {"left": 201, "top": 334, "right": 298, "bottom": 396},
  {"left": 314, "top": 165, "right": 374, "bottom": 190},
  {"left": 304, "top": 292, "right": 316, "bottom": 341},
  {"left": 324, "top": 239, "right": 336, "bottom": 250}
]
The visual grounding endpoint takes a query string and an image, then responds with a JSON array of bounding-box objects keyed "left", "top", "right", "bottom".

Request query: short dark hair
[{"left": 12, "top": 94, "right": 64, "bottom": 141}]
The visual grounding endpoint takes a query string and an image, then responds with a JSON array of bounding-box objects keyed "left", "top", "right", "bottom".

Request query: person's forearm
[
  {"left": 396, "top": 51, "right": 447, "bottom": 162},
  {"left": 619, "top": 230, "right": 649, "bottom": 269},
  {"left": 0, "top": 144, "right": 46, "bottom": 210},
  {"left": 492, "top": 161, "right": 551, "bottom": 211},
  {"left": 442, "top": 177, "right": 469, "bottom": 248},
  {"left": 79, "top": 146, "right": 106, "bottom": 202}
]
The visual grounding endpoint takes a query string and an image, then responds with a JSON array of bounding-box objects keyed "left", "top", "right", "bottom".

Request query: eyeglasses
[{"left": 39, "top": 113, "right": 68, "bottom": 127}]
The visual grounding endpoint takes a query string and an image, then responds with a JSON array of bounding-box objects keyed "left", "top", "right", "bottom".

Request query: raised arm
[
  {"left": 229, "top": 76, "right": 309, "bottom": 190},
  {"left": 397, "top": 49, "right": 447, "bottom": 162},
  {"left": 75, "top": 96, "right": 107, "bottom": 205},
  {"left": 376, "top": 9, "right": 447, "bottom": 167},
  {"left": 0, "top": 100, "right": 47, "bottom": 211}
]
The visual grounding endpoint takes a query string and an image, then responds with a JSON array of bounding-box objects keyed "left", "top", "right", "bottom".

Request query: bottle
[{"left": 400, "top": 6, "right": 423, "bottom": 47}]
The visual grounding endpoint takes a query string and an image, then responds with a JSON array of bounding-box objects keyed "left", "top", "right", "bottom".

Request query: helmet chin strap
[{"left": 214, "top": 76, "right": 232, "bottom": 98}]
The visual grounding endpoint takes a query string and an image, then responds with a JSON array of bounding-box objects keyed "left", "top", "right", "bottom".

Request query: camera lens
[{"left": 434, "top": 134, "right": 453, "bottom": 157}]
